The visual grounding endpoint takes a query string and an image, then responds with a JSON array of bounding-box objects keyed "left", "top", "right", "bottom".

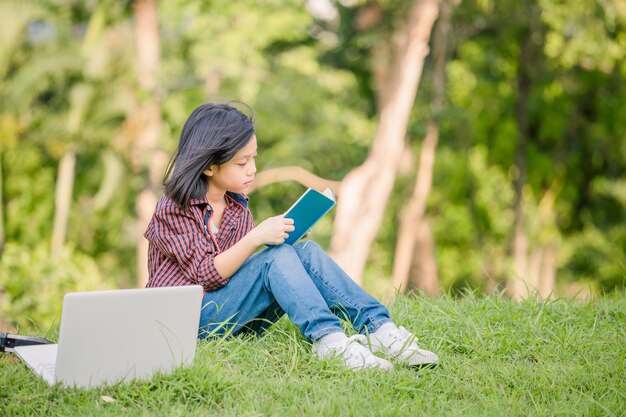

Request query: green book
[{"left": 283, "top": 187, "right": 336, "bottom": 245}]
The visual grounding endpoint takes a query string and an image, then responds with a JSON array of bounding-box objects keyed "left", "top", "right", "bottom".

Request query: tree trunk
[
  {"left": 329, "top": 0, "right": 441, "bottom": 285},
  {"left": 508, "top": 32, "right": 533, "bottom": 300},
  {"left": 408, "top": 219, "right": 440, "bottom": 295},
  {"left": 538, "top": 242, "right": 556, "bottom": 298},
  {"left": 392, "top": 122, "right": 439, "bottom": 291},
  {"left": 0, "top": 151, "right": 4, "bottom": 257},
  {"left": 392, "top": 1, "right": 453, "bottom": 293},
  {"left": 134, "top": 0, "right": 162, "bottom": 287},
  {"left": 92, "top": 150, "right": 125, "bottom": 211},
  {"left": 0, "top": 156, "right": 6, "bottom": 324},
  {"left": 537, "top": 187, "right": 558, "bottom": 298},
  {"left": 51, "top": 147, "right": 76, "bottom": 261},
  {"left": 527, "top": 245, "right": 542, "bottom": 295},
  {"left": 536, "top": 186, "right": 559, "bottom": 298},
  {"left": 525, "top": 242, "right": 558, "bottom": 299}
]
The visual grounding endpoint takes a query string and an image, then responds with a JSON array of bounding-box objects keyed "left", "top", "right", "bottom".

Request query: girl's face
[{"left": 204, "top": 135, "right": 257, "bottom": 195}]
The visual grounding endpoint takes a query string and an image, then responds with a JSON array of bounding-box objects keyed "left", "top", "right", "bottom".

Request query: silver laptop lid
[{"left": 55, "top": 285, "right": 203, "bottom": 388}]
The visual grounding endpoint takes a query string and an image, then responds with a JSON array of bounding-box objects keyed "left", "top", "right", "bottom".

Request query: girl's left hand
[{"left": 249, "top": 215, "right": 295, "bottom": 246}]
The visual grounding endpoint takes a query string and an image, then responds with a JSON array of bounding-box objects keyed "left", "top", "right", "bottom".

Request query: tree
[
  {"left": 392, "top": 0, "right": 458, "bottom": 295},
  {"left": 436, "top": 0, "right": 626, "bottom": 297},
  {"left": 244, "top": 0, "right": 443, "bottom": 285},
  {"left": 134, "top": 0, "right": 163, "bottom": 287},
  {"left": 327, "top": 0, "right": 442, "bottom": 284}
]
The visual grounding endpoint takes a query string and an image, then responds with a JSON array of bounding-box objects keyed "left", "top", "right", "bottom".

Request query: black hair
[{"left": 163, "top": 102, "right": 255, "bottom": 210}]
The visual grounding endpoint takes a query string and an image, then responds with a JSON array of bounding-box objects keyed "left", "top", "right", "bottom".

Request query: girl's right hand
[{"left": 250, "top": 215, "right": 296, "bottom": 246}]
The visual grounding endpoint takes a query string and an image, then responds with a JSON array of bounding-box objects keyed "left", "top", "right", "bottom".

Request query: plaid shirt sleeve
[{"left": 149, "top": 202, "right": 228, "bottom": 292}]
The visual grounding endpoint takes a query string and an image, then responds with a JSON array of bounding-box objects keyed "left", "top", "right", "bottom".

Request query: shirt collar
[
  {"left": 226, "top": 192, "right": 250, "bottom": 208},
  {"left": 189, "top": 192, "right": 249, "bottom": 209}
]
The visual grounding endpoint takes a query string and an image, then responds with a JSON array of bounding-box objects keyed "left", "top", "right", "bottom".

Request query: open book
[{"left": 283, "top": 187, "right": 336, "bottom": 245}]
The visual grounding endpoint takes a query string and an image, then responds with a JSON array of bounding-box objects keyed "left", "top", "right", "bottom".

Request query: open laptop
[{"left": 14, "top": 285, "right": 203, "bottom": 388}]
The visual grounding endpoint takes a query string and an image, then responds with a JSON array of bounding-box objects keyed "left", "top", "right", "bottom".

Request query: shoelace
[
  {"left": 344, "top": 335, "right": 370, "bottom": 358},
  {"left": 315, "top": 335, "right": 393, "bottom": 369},
  {"left": 343, "top": 336, "right": 382, "bottom": 365},
  {"left": 377, "top": 326, "right": 420, "bottom": 354},
  {"left": 348, "top": 334, "right": 368, "bottom": 344},
  {"left": 398, "top": 326, "right": 418, "bottom": 345}
]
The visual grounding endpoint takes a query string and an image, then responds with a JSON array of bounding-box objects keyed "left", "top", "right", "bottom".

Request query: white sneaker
[
  {"left": 367, "top": 324, "right": 438, "bottom": 367},
  {"left": 314, "top": 335, "right": 394, "bottom": 371}
]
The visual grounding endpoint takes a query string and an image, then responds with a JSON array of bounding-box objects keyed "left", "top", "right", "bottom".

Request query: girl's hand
[{"left": 250, "top": 215, "right": 295, "bottom": 246}]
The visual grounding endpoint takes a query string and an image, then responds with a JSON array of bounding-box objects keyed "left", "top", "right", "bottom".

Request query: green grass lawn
[{"left": 1, "top": 293, "right": 625, "bottom": 417}]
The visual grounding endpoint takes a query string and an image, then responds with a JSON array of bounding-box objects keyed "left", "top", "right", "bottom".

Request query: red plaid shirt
[{"left": 144, "top": 192, "right": 255, "bottom": 292}]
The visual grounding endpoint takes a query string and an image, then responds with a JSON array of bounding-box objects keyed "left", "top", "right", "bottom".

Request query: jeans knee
[
  {"left": 294, "top": 240, "right": 324, "bottom": 261},
  {"left": 264, "top": 244, "right": 299, "bottom": 268},
  {"left": 269, "top": 243, "right": 297, "bottom": 257}
]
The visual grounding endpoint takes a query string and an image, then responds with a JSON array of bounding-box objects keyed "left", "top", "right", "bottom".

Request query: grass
[{"left": 1, "top": 293, "right": 625, "bottom": 417}]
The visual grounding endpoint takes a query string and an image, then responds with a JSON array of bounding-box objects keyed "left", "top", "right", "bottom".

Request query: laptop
[{"left": 14, "top": 285, "right": 203, "bottom": 388}]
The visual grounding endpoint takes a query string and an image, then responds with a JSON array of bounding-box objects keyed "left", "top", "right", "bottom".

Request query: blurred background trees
[{"left": 0, "top": 0, "right": 624, "bottom": 330}]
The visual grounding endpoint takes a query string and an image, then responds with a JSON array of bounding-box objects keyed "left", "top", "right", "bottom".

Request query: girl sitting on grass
[{"left": 144, "top": 102, "right": 438, "bottom": 370}]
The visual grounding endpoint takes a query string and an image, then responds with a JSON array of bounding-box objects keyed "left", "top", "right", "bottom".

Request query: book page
[{"left": 322, "top": 187, "right": 335, "bottom": 202}]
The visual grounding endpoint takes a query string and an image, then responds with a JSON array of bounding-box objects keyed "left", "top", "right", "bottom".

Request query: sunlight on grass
[{"left": 1, "top": 294, "right": 625, "bottom": 416}]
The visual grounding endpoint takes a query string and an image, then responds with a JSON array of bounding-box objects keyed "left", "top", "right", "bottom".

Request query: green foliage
[
  {"left": 1, "top": 295, "right": 625, "bottom": 416},
  {"left": 410, "top": 0, "right": 626, "bottom": 293},
  {"left": 0, "top": 0, "right": 140, "bottom": 328},
  {"left": 560, "top": 225, "right": 626, "bottom": 291},
  {"left": 0, "top": 243, "right": 112, "bottom": 331},
  {"left": 0, "top": 0, "right": 624, "bottom": 329},
  {"left": 541, "top": 0, "right": 626, "bottom": 72}
]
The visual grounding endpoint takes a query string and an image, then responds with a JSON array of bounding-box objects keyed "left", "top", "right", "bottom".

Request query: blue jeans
[{"left": 199, "top": 241, "right": 391, "bottom": 341}]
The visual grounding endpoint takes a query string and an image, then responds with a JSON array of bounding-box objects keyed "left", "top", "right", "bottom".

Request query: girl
[{"left": 144, "top": 102, "right": 438, "bottom": 370}]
